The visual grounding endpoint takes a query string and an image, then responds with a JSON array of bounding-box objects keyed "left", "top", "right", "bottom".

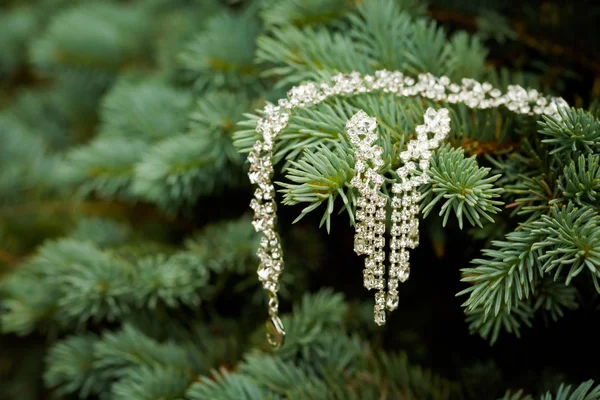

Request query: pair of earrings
[{"left": 347, "top": 108, "right": 451, "bottom": 325}]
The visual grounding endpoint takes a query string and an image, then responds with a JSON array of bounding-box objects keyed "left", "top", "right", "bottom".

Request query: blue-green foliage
[
  {"left": 0, "top": 7, "right": 39, "bottom": 77},
  {"left": 499, "top": 380, "right": 600, "bottom": 400},
  {"left": 30, "top": 2, "right": 152, "bottom": 72},
  {"left": 1, "top": 0, "right": 599, "bottom": 398},
  {"left": 179, "top": 9, "right": 263, "bottom": 91}
]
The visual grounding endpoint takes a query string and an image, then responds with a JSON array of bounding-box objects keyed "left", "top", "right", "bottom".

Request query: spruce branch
[
  {"left": 279, "top": 142, "right": 356, "bottom": 231},
  {"left": 111, "top": 365, "right": 193, "bottom": 400},
  {"left": 0, "top": 69, "right": 111, "bottom": 156},
  {"left": 187, "top": 290, "right": 458, "bottom": 400},
  {"left": 273, "top": 99, "right": 363, "bottom": 162},
  {"left": 466, "top": 301, "right": 535, "bottom": 345},
  {"left": 187, "top": 91, "right": 250, "bottom": 165},
  {"left": 1, "top": 89, "right": 73, "bottom": 152},
  {"left": 558, "top": 154, "right": 600, "bottom": 206},
  {"left": 93, "top": 324, "right": 197, "bottom": 380},
  {"left": 370, "top": 350, "right": 459, "bottom": 400},
  {"left": 44, "top": 334, "right": 108, "bottom": 398},
  {"left": 132, "top": 252, "right": 208, "bottom": 310},
  {"left": 534, "top": 277, "right": 578, "bottom": 322},
  {"left": 0, "top": 268, "right": 58, "bottom": 335},
  {"left": 64, "top": 136, "right": 149, "bottom": 199},
  {"left": 184, "top": 215, "right": 259, "bottom": 275},
  {"left": 532, "top": 205, "right": 600, "bottom": 288},
  {"left": 276, "top": 288, "right": 348, "bottom": 359},
  {"left": 68, "top": 217, "right": 131, "bottom": 249},
  {"left": 539, "top": 108, "right": 600, "bottom": 160},
  {"left": 505, "top": 173, "right": 559, "bottom": 222},
  {"left": 223, "top": 348, "right": 458, "bottom": 400},
  {"left": 132, "top": 134, "right": 240, "bottom": 211},
  {"left": 260, "top": 0, "right": 352, "bottom": 27},
  {"left": 403, "top": 19, "right": 453, "bottom": 77},
  {"left": 256, "top": 25, "right": 372, "bottom": 87},
  {"left": 179, "top": 9, "right": 261, "bottom": 91},
  {"left": 498, "top": 380, "right": 600, "bottom": 400},
  {"left": 30, "top": 2, "right": 152, "bottom": 72},
  {"left": 1, "top": 238, "right": 214, "bottom": 332},
  {"left": 445, "top": 31, "right": 488, "bottom": 81},
  {"left": 239, "top": 354, "right": 328, "bottom": 398},
  {"left": 98, "top": 80, "right": 192, "bottom": 141},
  {"left": 132, "top": 90, "right": 249, "bottom": 210},
  {"left": 347, "top": 0, "right": 416, "bottom": 70},
  {"left": 0, "top": 7, "right": 39, "bottom": 77},
  {"left": 45, "top": 324, "right": 205, "bottom": 399},
  {"left": 459, "top": 227, "right": 542, "bottom": 317},
  {"left": 34, "top": 239, "right": 134, "bottom": 324},
  {"left": 421, "top": 144, "right": 504, "bottom": 229},
  {"left": 460, "top": 204, "right": 599, "bottom": 343},
  {"left": 349, "top": 0, "right": 486, "bottom": 80},
  {"left": 0, "top": 119, "right": 52, "bottom": 206},
  {"left": 57, "top": 86, "right": 245, "bottom": 211},
  {"left": 186, "top": 369, "right": 270, "bottom": 400},
  {"left": 147, "top": 0, "right": 224, "bottom": 76}
]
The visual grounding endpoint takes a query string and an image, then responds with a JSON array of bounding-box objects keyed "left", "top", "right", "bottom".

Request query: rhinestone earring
[
  {"left": 347, "top": 110, "right": 388, "bottom": 325},
  {"left": 386, "top": 107, "right": 451, "bottom": 314},
  {"left": 347, "top": 108, "right": 451, "bottom": 325}
]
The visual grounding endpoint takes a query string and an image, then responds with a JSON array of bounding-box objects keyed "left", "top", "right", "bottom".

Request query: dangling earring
[
  {"left": 347, "top": 110, "right": 388, "bottom": 325},
  {"left": 386, "top": 107, "right": 451, "bottom": 312},
  {"left": 347, "top": 108, "right": 451, "bottom": 325}
]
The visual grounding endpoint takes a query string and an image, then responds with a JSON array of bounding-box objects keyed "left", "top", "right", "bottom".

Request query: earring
[
  {"left": 387, "top": 107, "right": 451, "bottom": 312},
  {"left": 347, "top": 110, "right": 388, "bottom": 325},
  {"left": 347, "top": 108, "right": 451, "bottom": 325}
]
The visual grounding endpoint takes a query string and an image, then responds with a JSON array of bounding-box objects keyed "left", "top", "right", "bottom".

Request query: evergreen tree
[{"left": 1, "top": 0, "right": 599, "bottom": 399}]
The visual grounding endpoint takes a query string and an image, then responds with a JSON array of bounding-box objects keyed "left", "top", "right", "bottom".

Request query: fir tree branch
[
  {"left": 98, "top": 79, "right": 192, "bottom": 141},
  {"left": 256, "top": 25, "right": 372, "bottom": 87},
  {"left": 111, "top": 365, "right": 193, "bottom": 400},
  {"left": 505, "top": 173, "right": 560, "bottom": 222},
  {"left": 30, "top": 2, "right": 152, "bottom": 73},
  {"left": 558, "top": 154, "right": 600, "bottom": 207},
  {"left": 460, "top": 227, "right": 542, "bottom": 318},
  {"left": 131, "top": 134, "right": 236, "bottom": 211},
  {"left": 260, "top": 0, "right": 353, "bottom": 27},
  {"left": 186, "top": 369, "right": 270, "bottom": 400},
  {"left": 459, "top": 204, "right": 600, "bottom": 343},
  {"left": 44, "top": 334, "right": 109, "bottom": 398},
  {"left": 187, "top": 290, "right": 459, "bottom": 400},
  {"left": 498, "top": 380, "right": 600, "bottom": 400},
  {"left": 184, "top": 215, "right": 259, "bottom": 275},
  {"left": 178, "top": 9, "right": 262, "bottom": 91},
  {"left": 64, "top": 136, "right": 149, "bottom": 199},
  {"left": 539, "top": 108, "right": 600, "bottom": 161},
  {"left": 279, "top": 142, "right": 356, "bottom": 231},
  {"left": 421, "top": 144, "right": 504, "bottom": 229},
  {"left": 532, "top": 205, "right": 600, "bottom": 288}
]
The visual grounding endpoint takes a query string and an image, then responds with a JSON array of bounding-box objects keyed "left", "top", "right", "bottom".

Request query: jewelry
[
  {"left": 387, "top": 107, "right": 451, "bottom": 314},
  {"left": 247, "top": 70, "right": 569, "bottom": 348},
  {"left": 346, "top": 108, "right": 451, "bottom": 325},
  {"left": 346, "top": 110, "right": 388, "bottom": 324}
]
